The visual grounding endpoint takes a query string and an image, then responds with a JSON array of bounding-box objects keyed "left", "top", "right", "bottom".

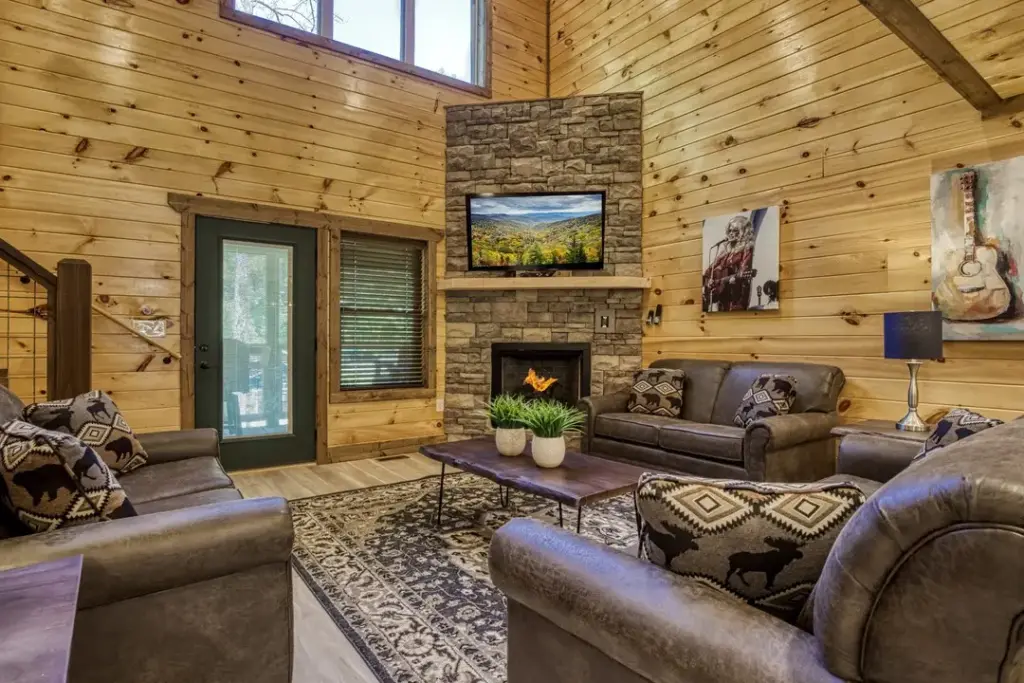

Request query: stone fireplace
[
  {"left": 491, "top": 342, "right": 591, "bottom": 407},
  {"left": 443, "top": 93, "right": 645, "bottom": 440}
]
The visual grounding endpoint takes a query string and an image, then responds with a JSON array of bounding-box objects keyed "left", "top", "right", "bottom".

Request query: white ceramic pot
[
  {"left": 495, "top": 427, "right": 527, "bottom": 456},
  {"left": 531, "top": 435, "right": 566, "bottom": 468}
]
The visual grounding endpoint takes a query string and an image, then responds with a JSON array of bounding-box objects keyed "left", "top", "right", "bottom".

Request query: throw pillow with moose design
[
  {"left": 23, "top": 390, "right": 148, "bottom": 474},
  {"left": 636, "top": 473, "right": 865, "bottom": 621}
]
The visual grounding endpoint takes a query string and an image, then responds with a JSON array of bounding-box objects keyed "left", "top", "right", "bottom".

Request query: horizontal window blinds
[{"left": 338, "top": 233, "right": 426, "bottom": 390}]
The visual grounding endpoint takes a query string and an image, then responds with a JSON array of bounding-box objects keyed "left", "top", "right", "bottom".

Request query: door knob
[
  {"left": 199, "top": 343, "right": 209, "bottom": 352},
  {"left": 199, "top": 360, "right": 210, "bottom": 370}
]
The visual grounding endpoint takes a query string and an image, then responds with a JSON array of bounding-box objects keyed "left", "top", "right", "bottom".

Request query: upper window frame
[{"left": 219, "top": 0, "right": 492, "bottom": 97}]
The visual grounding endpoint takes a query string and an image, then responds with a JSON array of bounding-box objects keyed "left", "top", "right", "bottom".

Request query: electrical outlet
[{"left": 595, "top": 308, "right": 616, "bottom": 330}]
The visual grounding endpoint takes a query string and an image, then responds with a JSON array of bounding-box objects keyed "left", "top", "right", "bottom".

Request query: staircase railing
[{"left": 0, "top": 236, "right": 92, "bottom": 401}]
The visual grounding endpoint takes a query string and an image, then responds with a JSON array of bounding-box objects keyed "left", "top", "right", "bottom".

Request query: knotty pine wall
[
  {"left": 0, "top": 0, "right": 546, "bottom": 454},
  {"left": 550, "top": 0, "right": 1024, "bottom": 422}
]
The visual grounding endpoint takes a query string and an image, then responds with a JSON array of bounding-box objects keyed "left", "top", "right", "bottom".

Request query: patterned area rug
[{"left": 291, "top": 471, "right": 636, "bottom": 683}]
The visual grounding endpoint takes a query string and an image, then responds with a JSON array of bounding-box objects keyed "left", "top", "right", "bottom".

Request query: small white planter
[
  {"left": 495, "top": 427, "right": 527, "bottom": 456},
  {"left": 531, "top": 435, "right": 566, "bottom": 468}
]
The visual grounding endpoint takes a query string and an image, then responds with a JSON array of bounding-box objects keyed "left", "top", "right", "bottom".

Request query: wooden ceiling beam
[{"left": 857, "top": 0, "right": 1024, "bottom": 119}]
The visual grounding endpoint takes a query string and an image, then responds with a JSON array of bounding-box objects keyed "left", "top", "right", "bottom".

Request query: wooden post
[{"left": 50, "top": 259, "right": 92, "bottom": 399}]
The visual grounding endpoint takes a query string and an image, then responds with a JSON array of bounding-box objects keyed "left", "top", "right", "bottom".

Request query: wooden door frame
[
  {"left": 169, "top": 194, "right": 333, "bottom": 465},
  {"left": 168, "top": 194, "right": 444, "bottom": 466}
]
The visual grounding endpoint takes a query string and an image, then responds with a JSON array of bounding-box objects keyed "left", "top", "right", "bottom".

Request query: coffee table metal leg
[
  {"left": 498, "top": 485, "right": 511, "bottom": 508},
  {"left": 436, "top": 463, "right": 445, "bottom": 527},
  {"left": 557, "top": 503, "right": 563, "bottom": 528},
  {"left": 576, "top": 506, "right": 582, "bottom": 534}
]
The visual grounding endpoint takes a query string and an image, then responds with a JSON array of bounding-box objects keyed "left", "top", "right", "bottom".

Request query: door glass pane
[
  {"left": 235, "top": 0, "right": 318, "bottom": 34},
  {"left": 222, "top": 240, "right": 293, "bottom": 439},
  {"left": 415, "top": 0, "right": 474, "bottom": 83},
  {"left": 334, "top": 0, "right": 402, "bottom": 60}
]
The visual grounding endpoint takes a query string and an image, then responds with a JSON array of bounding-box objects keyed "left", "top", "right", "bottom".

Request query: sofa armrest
[
  {"left": 0, "top": 497, "right": 292, "bottom": 609},
  {"left": 136, "top": 428, "right": 220, "bottom": 465},
  {"left": 746, "top": 412, "right": 838, "bottom": 452},
  {"left": 578, "top": 392, "right": 629, "bottom": 451},
  {"left": 490, "top": 519, "right": 841, "bottom": 683},
  {"left": 835, "top": 432, "right": 920, "bottom": 482}
]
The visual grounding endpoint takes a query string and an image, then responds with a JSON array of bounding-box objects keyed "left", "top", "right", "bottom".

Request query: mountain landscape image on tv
[{"left": 467, "top": 192, "right": 605, "bottom": 270}]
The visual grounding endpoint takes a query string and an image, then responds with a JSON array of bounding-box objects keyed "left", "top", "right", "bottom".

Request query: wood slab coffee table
[{"left": 420, "top": 437, "right": 650, "bottom": 533}]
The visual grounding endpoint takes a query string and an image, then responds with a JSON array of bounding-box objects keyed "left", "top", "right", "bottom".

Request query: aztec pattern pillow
[
  {"left": 636, "top": 473, "right": 865, "bottom": 621},
  {"left": 24, "top": 390, "right": 148, "bottom": 474},
  {"left": 0, "top": 421, "right": 136, "bottom": 533},
  {"left": 733, "top": 374, "right": 798, "bottom": 428},
  {"left": 626, "top": 368, "right": 686, "bottom": 418},
  {"left": 913, "top": 407, "right": 1004, "bottom": 462}
]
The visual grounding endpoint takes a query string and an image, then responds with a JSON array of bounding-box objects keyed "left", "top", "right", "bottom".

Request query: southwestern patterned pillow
[
  {"left": 913, "top": 407, "right": 1004, "bottom": 462},
  {"left": 626, "top": 368, "right": 685, "bottom": 418},
  {"left": 0, "top": 420, "right": 136, "bottom": 534},
  {"left": 733, "top": 374, "right": 798, "bottom": 428},
  {"left": 636, "top": 473, "right": 865, "bottom": 621},
  {"left": 24, "top": 391, "right": 148, "bottom": 474}
]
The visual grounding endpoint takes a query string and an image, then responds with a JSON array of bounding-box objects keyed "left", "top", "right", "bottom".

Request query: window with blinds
[{"left": 337, "top": 233, "right": 427, "bottom": 391}]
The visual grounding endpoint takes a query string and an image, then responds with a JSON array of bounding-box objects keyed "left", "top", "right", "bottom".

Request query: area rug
[{"left": 291, "top": 471, "right": 637, "bottom": 683}]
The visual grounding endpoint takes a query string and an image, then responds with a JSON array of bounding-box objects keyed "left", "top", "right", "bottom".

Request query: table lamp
[{"left": 883, "top": 311, "right": 943, "bottom": 432}]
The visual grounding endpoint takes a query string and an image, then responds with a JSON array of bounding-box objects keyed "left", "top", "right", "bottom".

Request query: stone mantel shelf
[{"left": 439, "top": 276, "right": 650, "bottom": 291}]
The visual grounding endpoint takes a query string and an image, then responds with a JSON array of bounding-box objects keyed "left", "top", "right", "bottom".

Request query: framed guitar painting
[
  {"left": 932, "top": 158, "right": 1023, "bottom": 341},
  {"left": 701, "top": 206, "right": 780, "bottom": 313}
]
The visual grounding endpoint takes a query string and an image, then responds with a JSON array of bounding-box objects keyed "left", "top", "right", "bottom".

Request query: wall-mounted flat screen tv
[{"left": 466, "top": 191, "right": 605, "bottom": 271}]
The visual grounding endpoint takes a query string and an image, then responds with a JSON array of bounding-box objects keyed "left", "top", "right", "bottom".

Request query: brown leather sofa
[
  {"left": 0, "top": 387, "right": 294, "bottom": 683},
  {"left": 580, "top": 359, "right": 845, "bottom": 482},
  {"left": 491, "top": 419, "right": 1024, "bottom": 683}
]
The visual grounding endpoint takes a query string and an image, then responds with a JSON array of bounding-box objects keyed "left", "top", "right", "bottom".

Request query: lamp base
[{"left": 895, "top": 409, "right": 929, "bottom": 432}]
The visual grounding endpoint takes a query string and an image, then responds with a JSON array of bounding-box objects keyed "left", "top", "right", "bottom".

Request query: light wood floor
[{"left": 233, "top": 452, "right": 445, "bottom": 683}]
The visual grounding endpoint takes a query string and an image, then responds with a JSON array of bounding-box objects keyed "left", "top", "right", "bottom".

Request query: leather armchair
[
  {"left": 0, "top": 421, "right": 295, "bottom": 683},
  {"left": 491, "top": 418, "right": 1024, "bottom": 683}
]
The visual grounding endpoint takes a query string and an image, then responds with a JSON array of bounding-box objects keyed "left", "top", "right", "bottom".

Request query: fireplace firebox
[{"left": 490, "top": 343, "right": 591, "bottom": 407}]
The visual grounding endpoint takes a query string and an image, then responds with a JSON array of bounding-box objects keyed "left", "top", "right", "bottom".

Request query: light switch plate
[
  {"left": 595, "top": 308, "right": 616, "bottom": 331},
  {"left": 436, "top": 398, "right": 445, "bottom": 412}
]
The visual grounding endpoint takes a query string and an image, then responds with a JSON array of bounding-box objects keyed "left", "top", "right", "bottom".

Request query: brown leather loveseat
[
  {"left": 491, "top": 417, "right": 1024, "bottom": 683},
  {"left": 580, "top": 359, "right": 846, "bottom": 482},
  {"left": 0, "top": 386, "right": 294, "bottom": 683}
]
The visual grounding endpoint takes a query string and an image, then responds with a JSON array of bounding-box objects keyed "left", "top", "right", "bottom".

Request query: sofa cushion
[
  {"left": 710, "top": 362, "right": 844, "bottom": 425},
  {"left": 913, "top": 407, "right": 1003, "bottom": 462},
  {"left": 0, "top": 420, "right": 136, "bottom": 533},
  {"left": 650, "top": 359, "right": 731, "bottom": 423},
  {"left": 732, "top": 374, "right": 798, "bottom": 428},
  {"left": 23, "top": 390, "right": 148, "bottom": 474},
  {"left": 132, "top": 486, "right": 243, "bottom": 515},
  {"left": 626, "top": 368, "right": 685, "bottom": 418},
  {"left": 119, "top": 456, "right": 234, "bottom": 504},
  {"left": 594, "top": 413, "right": 687, "bottom": 447},
  {"left": 658, "top": 422, "right": 745, "bottom": 463},
  {"left": 636, "top": 473, "right": 866, "bottom": 622}
]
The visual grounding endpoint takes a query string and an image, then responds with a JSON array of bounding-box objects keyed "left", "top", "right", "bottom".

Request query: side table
[
  {"left": 831, "top": 420, "right": 930, "bottom": 483},
  {"left": 0, "top": 555, "right": 83, "bottom": 683},
  {"left": 831, "top": 419, "right": 931, "bottom": 444}
]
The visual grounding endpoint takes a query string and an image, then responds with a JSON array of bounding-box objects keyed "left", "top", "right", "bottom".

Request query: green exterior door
[{"left": 194, "top": 216, "right": 317, "bottom": 470}]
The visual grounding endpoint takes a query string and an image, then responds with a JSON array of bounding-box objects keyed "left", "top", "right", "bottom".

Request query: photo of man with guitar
[
  {"left": 931, "top": 159, "right": 1023, "bottom": 341},
  {"left": 701, "top": 207, "right": 780, "bottom": 313}
]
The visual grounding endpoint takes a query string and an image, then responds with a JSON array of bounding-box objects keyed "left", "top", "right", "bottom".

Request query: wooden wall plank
[
  {"left": 0, "top": 0, "right": 546, "bottom": 445},
  {"left": 552, "top": 0, "right": 1024, "bottom": 422}
]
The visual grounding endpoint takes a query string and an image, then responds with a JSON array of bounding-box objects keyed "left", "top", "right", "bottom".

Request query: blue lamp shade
[{"left": 883, "top": 311, "right": 943, "bottom": 360}]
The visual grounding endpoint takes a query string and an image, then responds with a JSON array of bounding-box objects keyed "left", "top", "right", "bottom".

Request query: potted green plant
[
  {"left": 487, "top": 393, "right": 529, "bottom": 456},
  {"left": 520, "top": 399, "right": 586, "bottom": 468}
]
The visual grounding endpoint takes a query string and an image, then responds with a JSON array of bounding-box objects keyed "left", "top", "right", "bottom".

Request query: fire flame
[{"left": 524, "top": 368, "right": 558, "bottom": 392}]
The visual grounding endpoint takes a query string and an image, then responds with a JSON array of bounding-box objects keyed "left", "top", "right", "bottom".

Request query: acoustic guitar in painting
[{"left": 934, "top": 171, "right": 1012, "bottom": 322}]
